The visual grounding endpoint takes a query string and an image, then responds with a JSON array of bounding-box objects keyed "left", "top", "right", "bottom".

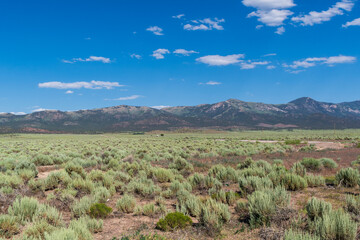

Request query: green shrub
[
  {"left": 8, "top": 197, "right": 41, "bottom": 222},
  {"left": 238, "top": 176, "right": 273, "bottom": 196},
  {"left": 291, "top": 162, "right": 307, "bottom": 177},
  {"left": 305, "top": 175, "right": 325, "bottom": 187},
  {"left": 248, "top": 191, "right": 276, "bottom": 228},
  {"left": 65, "top": 161, "right": 86, "bottom": 178},
  {"left": 70, "top": 216, "right": 103, "bottom": 234},
  {"left": 71, "top": 196, "right": 95, "bottom": 218},
  {"left": 313, "top": 209, "right": 357, "bottom": 240},
  {"left": 345, "top": 195, "right": 360, "bottom": 216},
  {"left": 116, "top": 194, "right": 136, "bottom": 213},
  {"left": 282, "top": 173, "right": 308, "bottom": 191},
  {"left": 23, "top": 220, "right": 55, "bottom": 239},
  {"left": 94, "top": 186, "right": 111, "bottom": 203},
  {"left": 89, "top": 203, "right": 112, "bottom": 219},
  {"left": 306, "top": 197, "right": 332, "bottom": 221},
  {"left": 199, "top": 198, "right": 231, "bottom": 236},
  {"left": 15, "top": 160, "right": 38, "bottom": 177},
  {"left": 335, "top": 168, "right": 360, "bottom": 187},
  {"left": 34, "top": 204, "right": 64, "bottom": 227},
  {"left": 320, "top": 158, "right": 338, "bottom": 169},
  {"left": 153, "top": 168, "right": 174, "bottom": 183},
  {"left": 301, "top": 158, "right": 322, "bottom": 171},
  {"left": 44, "top": 228, "right": 79, "bottom": 240},
  {"left": 284, "top": 229, "right": 320, "bottom": 240},
  {"left": 156, "top": 212, "right": 192, "bottom": 231},
  {"left": 142, "top": 203, "right": 156, "bottom": 217},
  {"left": 0, "top": 215, "right": 19, "bottom": 238}
]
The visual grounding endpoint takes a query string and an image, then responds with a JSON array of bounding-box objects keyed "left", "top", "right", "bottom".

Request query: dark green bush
[
  {"left": 285, "top": 139, "right": 302, "bottom": 145},
  {"left": 301, "top": 158, "right": 322, "bottom": 171},
  {"left": 89, "top": 203, "right": 112, "bottom": 219},
  {"left": 156, "top": 212, "right": 192, "bottom": 231}
]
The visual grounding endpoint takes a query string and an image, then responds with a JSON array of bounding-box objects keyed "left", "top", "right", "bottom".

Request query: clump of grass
[
  {"left": 301, "top": 158, "right": 322, "bottom": 171},
  {"left": 305, "top": 197, "right": 332, "bottom": 221},
  {"left": 320, "top": 158, "right": 338, "bottom": 169},
  {"left": 282, "top": 173, "right": 308, "bottom": 191},
  {"left": 116, "top": 194, "right": 136, "bottom": 213},
  {"left": 285, "top": 139, "right": 302, "bottom": 145},
  {"left": 0, "top": 215, "right": 20, "bottom": 238},
  {"left": 156, "top": 212, "right": 192, "bottom": 231},
  {"left": 284, "top": 229, "right": 320, "bottom": 240},
  {"left": 291, "top": 162, "right": 307, "bottom": 177},
  {"left": 8, "top": 196, "right": 41, "bottom": 222},
  {"left": 305, "top": 175, "right": 325, "bottom": 187}
]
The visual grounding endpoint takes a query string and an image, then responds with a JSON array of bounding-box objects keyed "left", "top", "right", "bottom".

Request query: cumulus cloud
[
  {"left": 146, "top": 26, "right": 164, "bottom": 35},
  {"left": 292, "top": 0, "right": 354, "bottom": 26},
  {"left": 285, "top": 55, "right": 356, "bottom": 69},
  {"left": 173, "top": 49, "right": 199, "bottom": 56},
  {"left": 196, "top": 54, "right": 245, "bottom": 66},
  {"left": 62, "top": 56, "right": 111, "bottom": 64},
  {"left": 130, "top": 54, "right": 142, "bottom": 59},
  {"left": 275, "top": 26, "right": 285, "bottom": 34},
  {"left": 248, "top": 9, "right": 293, "bottom": 26},
  {"left": 152, "top": 49, "right": 170, "bottom": 59},
  {"left": 184, "top": 18, "right": 225, "bottom": 31},
  {"left": 242, "top": 0, "right": 295, "bottom": 10},
  {"left": 39, "top": 81, "right": 124, "bottom": 90},
  {"left": 343, "top": 17, "right": 360, "bottom": 27},
  {"left": 113, "top": 95, "right": 142, "bottom": 101},
  {"left": 65, "top": 90, "right": 74, "bottom": 94},
  {"left": 172, "top": 14, "right": 185, "bottom": 19}
]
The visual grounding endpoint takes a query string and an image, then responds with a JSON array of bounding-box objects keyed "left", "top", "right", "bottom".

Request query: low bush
[
  {"left": 345, "top": 194, "right": 360, "bottom": 216},
  {"left": 23, "top": 220, "right": 55, "bottom": 239},
  {"left": 248, "top": 191, "right": 276, "bottom": 228},
  {"left": 301, "top": 158, "right": 322, "bottom": 171},
  {"left": 156, "top": 212, "right": 192, "bottom": 231},
  {"left": 116, "top": 194, "right": 136, "bottom": 213},
  {"left": 306, "top": 197, "right": 332, "bottom": 221},
  {"left": 0, "top": 215, "right": 19, "bottom": 238},
  {"left": 142, "top": 203, "right": 156, "bottom": 217},
  {"left": 71, "top": 196, "right": 95, "bottom": 218},
  {"left": 320, "top": 158, "right": 338, "bottom": 169},
  {"left": 335, "top": 168, "right": 360, "bottom": 187},
  {"left": 282, "top": 173, "right": 307, "bottom": 191},
  {"left": 284, "top": 229, "right": 320, "bottom": 240},
  {"left": 89, "top": 203, "right": 112, "bottom": 219},
  {"left": 291, "top": 162, "right": 307, "bottom": 177},
  {"left": 285, "top": 139, "right": 302, "bottom": 145},
  {"left": 8, "top": 196, "right": 41, "bottom": 222},
  {"left": 305, "top": 175, "right": 325, "bottom": 187}
]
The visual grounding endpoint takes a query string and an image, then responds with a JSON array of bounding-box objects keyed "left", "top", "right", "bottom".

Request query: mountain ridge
[{"left": 2, "top": 97, "right": 360, "bottom": 133}]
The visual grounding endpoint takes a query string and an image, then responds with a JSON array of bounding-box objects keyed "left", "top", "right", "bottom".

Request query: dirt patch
[
  {"left": 37, "top": 165, "right": 61, "bottom": 179},
  {"left": 307, "top": 141, "right": 344, "bottom": 150}
]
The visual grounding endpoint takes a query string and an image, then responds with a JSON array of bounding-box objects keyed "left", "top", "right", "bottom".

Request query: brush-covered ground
[{"left": 1, "top": 130, "right": 360, "bottom": 240}]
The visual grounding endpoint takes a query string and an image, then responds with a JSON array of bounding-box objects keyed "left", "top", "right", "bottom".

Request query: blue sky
[{"left": 1, "top": 0, "right": 360, "bottom": 114}]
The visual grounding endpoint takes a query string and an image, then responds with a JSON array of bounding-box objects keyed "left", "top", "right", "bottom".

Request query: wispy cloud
[
  {"left": 284, "top": 55, "right": 356, "bottom": 69},
  {"left": 196, "top": 54, "right": 245, "bottom": 66},
  {"left": 39, "top": 81, "right": 124, "bottom": 90},
  {"left": 65, "top": 90, "right": 74, "bottom": 94},
  {"left": 240, "top": 61, "right": 270, "bottom": 69},
  {"left": 152, "top": 49, "right": 170, "bottom": 59},
  {"left": 113, "top": 95, "right": 142, "bottom": 101},
  {"left": 173, "top": 49, "right": 199, "bottom": 56},
  {"left": 264, "top": 53, "right": 277, "bottom": 57},
  {"left": 130, "top": 54, "right": 142, "bottom": 59},
  {"left": 172, "top": 14, "right": 185, "bottom": 19},
  {"left": 184, "top": 18, "right": 225, "bottom": 31},
  {"left": 62, "top": 56, "right": 111, "bottom": 64},
  {"left": 200, "top": 81, "right": 222, "bottom": 85},
  {"left": 146, "top": 26, "right": 164, "bottom": 35},
  {"left": 343, "top": 17, "right": 360, "bottom": 27},
  {"left": 292, "top": 0, "right": 354, "bottom": 26}
]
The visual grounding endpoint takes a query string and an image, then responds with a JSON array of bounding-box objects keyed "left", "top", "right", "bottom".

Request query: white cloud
[
  {"left": 292, "top": 0, "right": 354, "bottom": 26},
  {"left": 343, "top": 18, "right": 360, "bottom": 27},
  {"left": 248, "top": 9, "right": 293, "bottom": 26},
  {"left": 65, "top": 90, "right": 74, "bottom": 94},
  {"left": 275, "top": 26, "right": 285, "bottom": 34},
  {"left": 267, "top": 65, "right": 276, "bottom": 69},
  {"left": 62, "top": 56, "right": 111, "bottom": 64},
  {"left": 196, "top": 54, "right": 245, "bottom": 66},
  {"left": 242, "top": 0, "right": 295, "bottom": 10},
  {"left": 10, "top": 112, "right": 27, "bottom": 115},
  {"left": 32, "top": 108, "right": 53, "bottom": 113},
  {"left": 200, "top": 81, "right": 222, "bottom": 85},
  {"left": 39, "top": 81, "right": 124, "bottom": 90},
  {"left": 256, "top": 25, "right": 264, "bottom": 29},
  {"left": 114, "top": 95, "right": 142, "bottom": 101},
  {"left": 152, "top": 49, "right": 170, "bottom": 59},
  {"left": 146, "top": 26, "right": 164, "bottom": 35},
  {"left": 240, "top": 61, "right": 269, "bottom": 69},
  {"left": 152, "top": 105, "right": 171, "bottom": 109},
  {"left": 286, "top": 55, "right": 356, "bottom": 69},
  {"left": 172, "top": 14, "right": 185, "bottom": 19},
  {"left": 184, "top": 18, "right": 225, "bottom": 31},
  {"left": 173, "top": 49, "right": 199, "bottom": 56},
  {"left": 131, "top": 54, "right": 142, "bottom": 59},
  {"left": 264, "top": 53, "right": 277, "bottom": 57}
]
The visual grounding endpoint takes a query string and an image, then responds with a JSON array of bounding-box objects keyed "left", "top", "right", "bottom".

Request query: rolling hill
[{"left": 2, "top": 97, "right": 360, "bottom": 133}]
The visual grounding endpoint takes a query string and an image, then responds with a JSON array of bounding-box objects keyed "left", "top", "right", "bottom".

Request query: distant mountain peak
[{"left": 290, "top": 97, "right": 317, "bottom": 104}]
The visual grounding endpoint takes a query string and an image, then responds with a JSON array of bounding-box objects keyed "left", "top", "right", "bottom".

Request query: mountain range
[{"left": 2, "top": 97, "right": 360, "bottom": 133}]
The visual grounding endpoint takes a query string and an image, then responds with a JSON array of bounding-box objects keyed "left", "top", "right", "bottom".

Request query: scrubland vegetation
[{"left": 1, "top": 130, "right": 360, "bottom": 239}]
